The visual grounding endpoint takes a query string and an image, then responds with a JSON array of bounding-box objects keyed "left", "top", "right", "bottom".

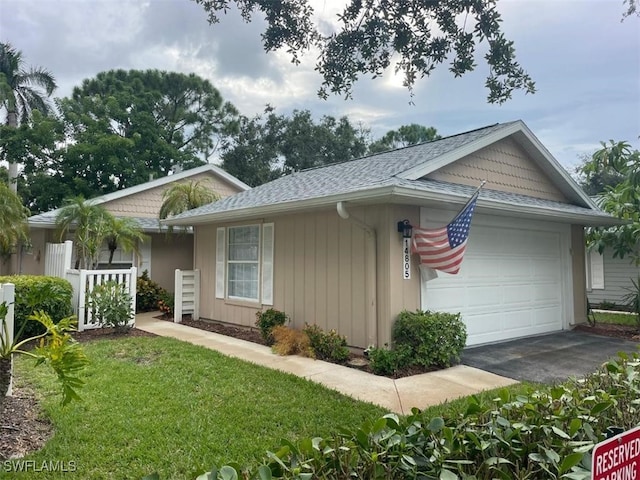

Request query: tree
[
  {"left": 221, "top": 108, "right": 369, "bottom": 186},
  {"left": 0, "top": 181, "right": 29, "bottom": 261},
  {"left": 0, "top": 42, "right": 57, "bottom": 192},
  {"left": 54, "top": 69, "right": 239, "bottom": 194},
  {"left": 104, "top": 217, "right": 147, "bottom": 267},
  {"left": 579, "top": 141, "right": 640, "bottom": 265},
  {"left": 159, "top": 180, "right": 220, "bottom": 233},
  {"left": 193, "top": 1, "right": 535, "bottom": 103},
  {"left": 369, "top": 124, "right": 440, "bottom": 154},
  {"left": 220, "top": 108, "right": 288, "bottom": 187},
  {"left": 55, "top": 197, "right": 111, "bottom": 269}
]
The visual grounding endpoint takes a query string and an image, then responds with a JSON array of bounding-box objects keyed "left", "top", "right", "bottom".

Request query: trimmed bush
[
  {"left": 136, "top": 270, "right": 167, "bottom": 313},
  {"left": 393, "top": 309, "right": 467, "bottom": 368},
  {"left": 255, "top": 308, "right": 288, "bottom": 345},
  {"left": 303, "top": 324, "right": 350, "bottom": 363},
  {"left": 271, "top": 325, "right": 314, "bottom": 357},
  {"left": 0, "top": 275, "right": 73, "bottom": 340},
  {"left": 367, "top": 343, "right": 413, "bottom": 376}
]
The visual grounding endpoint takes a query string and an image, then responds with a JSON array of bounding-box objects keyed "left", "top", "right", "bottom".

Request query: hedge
[{"left": 0, "top": 275, "right": 74, "bottom": 339}]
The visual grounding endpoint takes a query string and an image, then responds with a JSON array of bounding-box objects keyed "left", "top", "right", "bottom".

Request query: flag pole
[{"left": 451, "top": 180, "right": 486, "bottom": 223}]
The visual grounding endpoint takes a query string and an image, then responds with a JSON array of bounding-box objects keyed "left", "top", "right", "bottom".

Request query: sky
[{"left": 1, "top": 0, "right": 639, "bottom": 173}]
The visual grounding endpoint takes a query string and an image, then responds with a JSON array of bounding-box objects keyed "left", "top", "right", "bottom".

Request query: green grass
[
  {"left": 4, "top": 336, "right": 386, "bottom": 480},
  {"left": 593, "top": 310, "right": 639, "bottom": 326}
]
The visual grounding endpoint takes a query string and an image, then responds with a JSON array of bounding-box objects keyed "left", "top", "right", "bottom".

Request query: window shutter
[
  {"left": 590, "top": 250, "right": 605, "bottom": 290},
  {"left": 216, "top": 227, "right": 226, "bottom": 299},
  {"left": 261, "top": 223, "right": 274, "bottom": 305}
]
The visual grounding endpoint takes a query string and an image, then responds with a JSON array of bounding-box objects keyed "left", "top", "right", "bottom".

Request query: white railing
[
  {"left": 174, "top": 269, "right": 200, "bottom": 323},
  {"left": 44, "top": 241, "right": 73, "bottom": 277},
  {"left": 1, "top": 283, "right": 15, "bottom": 396},
  {"left": 66, "top": 267, "right": 137, "bottom": 331}
]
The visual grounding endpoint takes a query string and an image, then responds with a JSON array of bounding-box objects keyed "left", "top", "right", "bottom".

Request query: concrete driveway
[{"left": 462, "top": 330, "right": 640, "bottom": 384}]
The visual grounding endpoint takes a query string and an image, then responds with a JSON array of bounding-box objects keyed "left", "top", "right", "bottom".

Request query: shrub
[
  {"left": 303, "top": 324, "right": 350, "bottom": 363},
  {"left": 367, "top": 344, "right": 413, "bottom": 376},
  {"left": 87, "top": 281, "right": 134, "bottom": 332},
  {"left": 0, "top": 275, "right": 73, "bottom": 340},
  {"left": 136, "top": 270, "right": 167, "bottom": 313},
  {"left": 157, "top": 291, "right": 174, "bottom": 318},
  {"left": 393, "top": 309, "right": 467, "bottom": 368},
  {"left": 271, "top": 325, "right": 314, "bottom": 357},
  {"left": 255, "top": 308, "right": 288, "bottom": 345},
  {"left": 157, "top": 352, "right": 640, "bottom": 480}
]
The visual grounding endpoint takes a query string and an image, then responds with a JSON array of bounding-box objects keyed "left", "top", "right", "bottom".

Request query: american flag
[{"left": 411, "top": 192, "right": 480, "bottom": 275}]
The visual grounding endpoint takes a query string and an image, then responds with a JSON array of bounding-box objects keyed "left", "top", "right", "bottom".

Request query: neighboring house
[
  {"left": 21, "top": 164, "right": 249, "bottom": 291},
  {"left": 586, "top": 247, "right": 640, "bottom": 307},
  {"left": 164, "top": 121, "right": 619, "bottom": 349}
]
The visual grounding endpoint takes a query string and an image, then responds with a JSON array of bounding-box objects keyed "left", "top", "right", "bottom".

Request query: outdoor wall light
[{"left": 397, "top": 219, "right": 413, "bottom": 238}]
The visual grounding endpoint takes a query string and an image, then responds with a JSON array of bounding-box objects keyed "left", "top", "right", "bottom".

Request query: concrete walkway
[{"left": 135, "top": 313, "right": 518, "bottom": 415}]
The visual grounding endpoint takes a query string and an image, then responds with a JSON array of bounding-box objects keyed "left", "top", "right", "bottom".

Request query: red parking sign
[{"left": 592, "top": 426, "right": 640, "bottom": 480}]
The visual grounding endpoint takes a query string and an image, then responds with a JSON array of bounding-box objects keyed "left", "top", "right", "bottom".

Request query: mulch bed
[
  {"left": 0, "top": 384, "right": 52, "bottom": 460},
  {"left": 72, "top": 326, "right": 157, "bottom": 343},
  {"left": 573, "top": 322, "right": 640, "bottom": 341}
]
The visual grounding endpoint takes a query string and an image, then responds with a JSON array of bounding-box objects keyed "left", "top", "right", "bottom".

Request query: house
[
  {"left": 164, "top": 121, "right": 620, "bottom": 348},
  {"left": 586, "top": 246, "right": 639, "bottom": 307},
  {"left": 18, "top": 164, "right": 249, "bottom": 291}
]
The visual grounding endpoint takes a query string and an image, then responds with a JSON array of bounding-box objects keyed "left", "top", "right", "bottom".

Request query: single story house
[
  {"left": 17, "top": 164, "right": 249, "bottom": 291},
  {"left": 165, "top": 121, "right": 619, "bottom": 348},
  {"left": 586, "top": 246, "right": 639, "bottom": 307}
]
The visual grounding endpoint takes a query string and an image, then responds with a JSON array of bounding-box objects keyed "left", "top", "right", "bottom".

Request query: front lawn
[
  {"left": 5, "top": 336, "right": 386, "bottom": 479},
  {"left": 593, "top": 310, "right": 638, "bottom": 326}
]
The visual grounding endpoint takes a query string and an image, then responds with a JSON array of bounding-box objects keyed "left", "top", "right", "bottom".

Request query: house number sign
[{"left": 402, "top": 237, "right": 411, "bottom": 280}]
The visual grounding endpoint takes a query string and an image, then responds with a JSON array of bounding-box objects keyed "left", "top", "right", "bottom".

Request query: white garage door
[{"left": 421, "top": 211, "right": 572, "bottom": 346}]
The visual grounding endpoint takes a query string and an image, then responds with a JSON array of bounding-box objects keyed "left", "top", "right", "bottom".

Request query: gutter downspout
[{"left": 336, "top": 202, "right": 378, "bottom": 348}]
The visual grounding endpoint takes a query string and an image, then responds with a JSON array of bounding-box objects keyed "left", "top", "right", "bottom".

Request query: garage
[{"left": 421, "top": 210, "right": 573, "bottom": 346}]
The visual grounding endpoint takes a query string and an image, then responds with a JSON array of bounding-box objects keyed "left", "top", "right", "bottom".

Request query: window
[
  {"left": 227, "top": 225, "right": 261, "bottom": 301},
  {"left": 216, "top": 224, "right": 274, "bottom": 304}
]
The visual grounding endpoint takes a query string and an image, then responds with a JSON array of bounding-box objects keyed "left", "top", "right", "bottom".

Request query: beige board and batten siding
[
  {"left": 103, "top": 172, "right": 240, "bottom": 218},
  {"left": 148, "top": 232, "right": 193, "bottom": 292},
  {"left": 427, "top": 137, "right": 568, "bottom": 202},
  {"left": 194, "top": 204, "right": 421, "bottom": 349}
]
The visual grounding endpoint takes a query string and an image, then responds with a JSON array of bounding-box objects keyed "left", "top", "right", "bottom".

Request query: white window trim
[
  {"left": 227, "top": 224, "right": 261, "bottom": 303},
  {"left": 215, "top": 223, "right": 275, "bottom": 304},
  {"left": 586, "top": 249, "right": 605, "bottom": 291}
]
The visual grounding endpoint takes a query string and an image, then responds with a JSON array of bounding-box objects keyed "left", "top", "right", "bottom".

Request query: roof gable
[
  {"left": 427, "top": 136, "right": 568, "bottom": 202},
  {"left": 398, "top": 120, "right": 594, "bottom": 206},
  {"left": 28, "top": 164, "right": 249, "bottom": 227}
]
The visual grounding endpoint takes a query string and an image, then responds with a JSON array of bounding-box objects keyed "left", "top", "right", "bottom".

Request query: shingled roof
[{"left": 164, "top": 121, "right": 619, "bottom": 227}]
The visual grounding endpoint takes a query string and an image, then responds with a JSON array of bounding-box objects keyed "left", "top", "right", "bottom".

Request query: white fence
[
  {"left": 44, "top": 241, "right": 73, "bottom": 277},
  {"left": 1, "top": 283, "right": 15, "bottom": 396},
  {"left": 67, "top": 267, "right": 137, "bottom": 331},
  {"left": 174, "top": 269, "right": 200, "bottom": 323}
]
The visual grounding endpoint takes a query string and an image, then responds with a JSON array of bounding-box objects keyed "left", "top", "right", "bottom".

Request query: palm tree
[
  {"left": 0, "top": 43, "right": 57, "bottom": 192},
  {"left": 0, "top": 181, "right": 29, "bottom": 260},
  {"left": 159, "top": 180, "right": 219, "bottom": 233},
  {"left": 104, "top": 217, "right": 147, "bottom": 267},
  {"left": 56, "top": 197, "right": 110, "bottom": 269}
]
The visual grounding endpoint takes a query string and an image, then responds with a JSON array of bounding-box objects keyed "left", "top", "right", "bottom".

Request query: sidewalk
[{"left": 136, "top": 312, "right": 518, "bottom": 415}]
